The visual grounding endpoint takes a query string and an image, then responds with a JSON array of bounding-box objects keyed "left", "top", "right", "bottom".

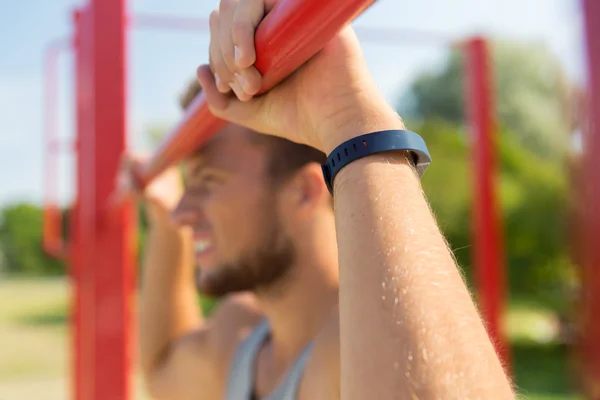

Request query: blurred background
[{"left": 0, "top": 0, "right": 589, "bottom": 399}]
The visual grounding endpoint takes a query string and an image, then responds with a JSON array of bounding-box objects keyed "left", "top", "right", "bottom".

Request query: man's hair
[{"left": 179, "top": 79, "right": 326, "bottom": 185}]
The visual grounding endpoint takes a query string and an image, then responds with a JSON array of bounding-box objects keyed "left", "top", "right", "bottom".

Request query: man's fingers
[
  {"left": 197, "top": 64, "right": 266, "bottom": 132},
  {"left": 197, "top": 64, "right": 231, "bottom": 112},
  {"left": 235, "top": 66, "right": 262, "bottom": 96},
  {"left": 219, "top": 0, "right": 239, "bottom": 73},
  {"left": 112, "top": 155, "right": 140, "bottom": 206},
  {"left": 231, "top": 0, "right": 265, "bottom": 69},
  {"left": 209, "top": 8, "right": 232, "bottom": 93}
]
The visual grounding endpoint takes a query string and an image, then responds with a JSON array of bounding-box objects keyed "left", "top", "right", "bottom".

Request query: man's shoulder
[
  {"left": 206, "top": 292, "right": 265, "bottom": 355},
  {"left": 145, "top": 293, "right": 264, "bottom": 399},
  {"left": 177, "top": 292, "right": 264, "bottom": 359}
]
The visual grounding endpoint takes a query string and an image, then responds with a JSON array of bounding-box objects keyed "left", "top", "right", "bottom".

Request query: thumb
[{"left": 196, "top": 64, "right": 273, "bottom": 134}]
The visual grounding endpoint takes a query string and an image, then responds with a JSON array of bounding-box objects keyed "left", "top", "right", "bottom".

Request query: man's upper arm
[
  {"left": 145, "top": 330, "right": 219, "bottom": 400},
  {"left": 144, "top": 293, "right": 264, "bottom": 400}
]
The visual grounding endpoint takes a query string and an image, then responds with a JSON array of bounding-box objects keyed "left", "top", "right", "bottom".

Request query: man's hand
[
  {"left": 115, "top": 154, "right": 184, "bottom": 224},
  {"left": 196, "top": 0, "right": 400, "bottom": 153}
]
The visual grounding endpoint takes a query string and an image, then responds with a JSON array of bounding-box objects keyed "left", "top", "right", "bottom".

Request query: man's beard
[{"left": 195, "top": 207, "right": 296, "bottom": 298}]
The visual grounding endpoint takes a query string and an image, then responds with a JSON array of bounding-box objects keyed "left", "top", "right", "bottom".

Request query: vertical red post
[
  {"left": 580, "top": 0, "right": 600, "bottom": 397},
  {"left": 464, "top": 37, "right": 509, "bottom": 368},
  {"left": 73, "top": 0, "right": 135, "bottom": 398}
]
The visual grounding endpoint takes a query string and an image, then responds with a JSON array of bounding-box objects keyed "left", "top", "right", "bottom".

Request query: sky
[{"left": 0, "top": 0, "right": 585, "bottom": 207}]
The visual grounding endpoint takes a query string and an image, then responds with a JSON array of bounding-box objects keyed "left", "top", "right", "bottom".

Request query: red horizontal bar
[{"left": 134, "top": 0, "right": 377, "bottom": 187}]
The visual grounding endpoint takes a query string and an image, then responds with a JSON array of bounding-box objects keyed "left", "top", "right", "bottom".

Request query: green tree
[
  {"left": 417, "top": 120, "right": 573, "bottom": 308},
  {"left": 401, "top": 40, "right": 573, "bottom": 158},
  {"left": 0, "top": 203, "right": 65, "bottom": 276}
]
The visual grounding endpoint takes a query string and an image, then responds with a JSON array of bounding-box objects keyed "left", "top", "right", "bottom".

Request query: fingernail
[
  {"left": 235, "top": 46, "right": 242, "bottom": 65},
  {"left": 229, "top": 81, "right": 242, "bottom": 97},
  {"left": 215, "top": 75, "right": 230, "bottom": 93},
  {"left": 229, "top": 81, "right": 250, "bottom": 101},
  {"left": 235, "top": 73, "right": 247, "bottom": 92}
]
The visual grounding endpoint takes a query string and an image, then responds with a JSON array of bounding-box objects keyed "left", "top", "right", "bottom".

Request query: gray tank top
[{"left": 226, "top": 320, "right": 314, "bottom": 400}]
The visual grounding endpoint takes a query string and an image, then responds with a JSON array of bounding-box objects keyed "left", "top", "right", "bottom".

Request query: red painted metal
[
  {"left": 42, "top": 38, "right": 70, "bottom": 258},
  {"left": 463, "top": 38, "right": 509, "bottom": 368},
  {"left": 135, "top": 0, "right": 377, "bottom": 187},
  {"left": 580, "top": 0, "right": 600, "bottom": 396},
  {"left": 73, "top": 1, "right": 136, "bottom": 398},
  {"left": 63, "top": 1, "right": 522, "bottom": 396}
]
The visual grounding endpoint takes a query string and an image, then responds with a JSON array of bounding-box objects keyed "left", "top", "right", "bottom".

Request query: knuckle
[
  {"left": 231, "top": 19, "right": 251, "bottom": 41},
  {"left": 206, "top": 102, "right": 225, "bottom": 118},
  {"left": 219, "top": 0, "right": 238, "bottom": 13},
  {"left": 221, "top": 45, "right": 236, "bottom": 66},
  {"left": 213, "top": 58, "right": 232, "bottom": 80},
  {"left": 209, "top": 9, "right": 220, "bottom": 30}
]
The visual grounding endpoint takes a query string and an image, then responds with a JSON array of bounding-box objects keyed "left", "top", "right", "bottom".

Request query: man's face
[{"left": 172, "top": 125, "right": 295, "bottom": 297}]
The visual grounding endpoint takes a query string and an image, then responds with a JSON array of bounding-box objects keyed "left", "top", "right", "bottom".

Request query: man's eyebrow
[{"left": 189, "top": 135, "right": 223, "bottom": 175}]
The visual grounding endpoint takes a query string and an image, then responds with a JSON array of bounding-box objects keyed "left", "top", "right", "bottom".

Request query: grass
[
  {"left": 0, "top": 278, "right": 68, "bottom": 380},
  {"left": 0, "top": 278, "right": 70, "bottom": 399},
  {"left": 0, "top": 277, "right": 585, "bottom": 399}
]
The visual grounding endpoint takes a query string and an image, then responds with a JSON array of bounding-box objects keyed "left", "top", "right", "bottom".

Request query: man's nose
[{"left": 170, "top": 196, "right": 205, "bottom": 227}]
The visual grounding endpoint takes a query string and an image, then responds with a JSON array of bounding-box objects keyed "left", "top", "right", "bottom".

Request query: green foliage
[
  {"left": 0, "top": 203, "right": 65, "bottom": 276},
  {"left": 402, "top": 40, "right": 573, "bottom": 158},
  {"left": 402, "top": 39, "right": 576, "bottom": 309},
  {"left": 513, "top": 343, "right": 579, "bottom": 398},
  {"left": 417, "top": 119, "right": 573, "bottom": 307}
]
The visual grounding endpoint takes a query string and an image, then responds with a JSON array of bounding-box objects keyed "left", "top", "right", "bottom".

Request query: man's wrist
[
  {"left": 319, "top": 100, "right": 406, "bottom": 155},
  {"left": 333, "top": 151, "right": 415, "bottom": 195},
  {"left": 145, "top": 202, "right": 179, "bottom": 230}
]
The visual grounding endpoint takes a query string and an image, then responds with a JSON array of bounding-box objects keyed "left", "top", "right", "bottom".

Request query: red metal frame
[
  {"left": 580, "top": 0, "right": 600, "bottom": 396},
  {"left": 130, "top": 7, "right": 509, "bottom": 374},
  {"left": 53, "top": 0, "right": 600, "bottom": 396},
  {"left": 463, "top": 37, "right": 509, "bottom": 367},
  {"left": 72, "top": 5, "right": 511, "bottom": 398},
  {"left": 72, "top": 2, "right": 136, "bottom": 399},
  {"left": 70, "top": 1, "right": 375, "bottom": 398}
]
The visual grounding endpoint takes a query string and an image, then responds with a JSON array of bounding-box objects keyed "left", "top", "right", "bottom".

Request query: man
[
  {"left": 124, "top": 0, "right": 515, "bottom": 398},
  {"left": 130, "top": 79, "right": 342, "bottom": 400}
]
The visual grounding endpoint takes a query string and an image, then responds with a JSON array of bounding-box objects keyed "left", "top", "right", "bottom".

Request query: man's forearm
[
  {"left": 331, "top": 116, "right": 512, "bottom": 398},
  {"left": 139, "top": 218, "right": 201, "bottom": 376}
]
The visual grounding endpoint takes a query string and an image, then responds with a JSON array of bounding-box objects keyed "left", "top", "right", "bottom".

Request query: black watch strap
[{"left": 321, "top": 130, "right": 431, "bottom": 195}]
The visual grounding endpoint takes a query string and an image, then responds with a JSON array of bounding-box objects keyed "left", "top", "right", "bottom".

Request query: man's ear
[{"left": 282, "top": 163, "right": 330, "bottom": 212}]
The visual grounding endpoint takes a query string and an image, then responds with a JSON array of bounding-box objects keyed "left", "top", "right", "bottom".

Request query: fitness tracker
[{"left": 321, "top": 130, "right": 431, "bottom": 195}]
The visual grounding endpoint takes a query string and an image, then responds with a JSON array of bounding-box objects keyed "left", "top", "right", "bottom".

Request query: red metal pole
[
  {"left": 74, "top": 1, "right": 135, "bottom": 398},
  {"left": 580, "top": 0, "right": 600, "bottom": 397},
  {"left": 134, "top": 0, "right": 377, "bottom": 187},
  {"left": 463, "top": 37, "right": 509, "bottom": 368}
]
